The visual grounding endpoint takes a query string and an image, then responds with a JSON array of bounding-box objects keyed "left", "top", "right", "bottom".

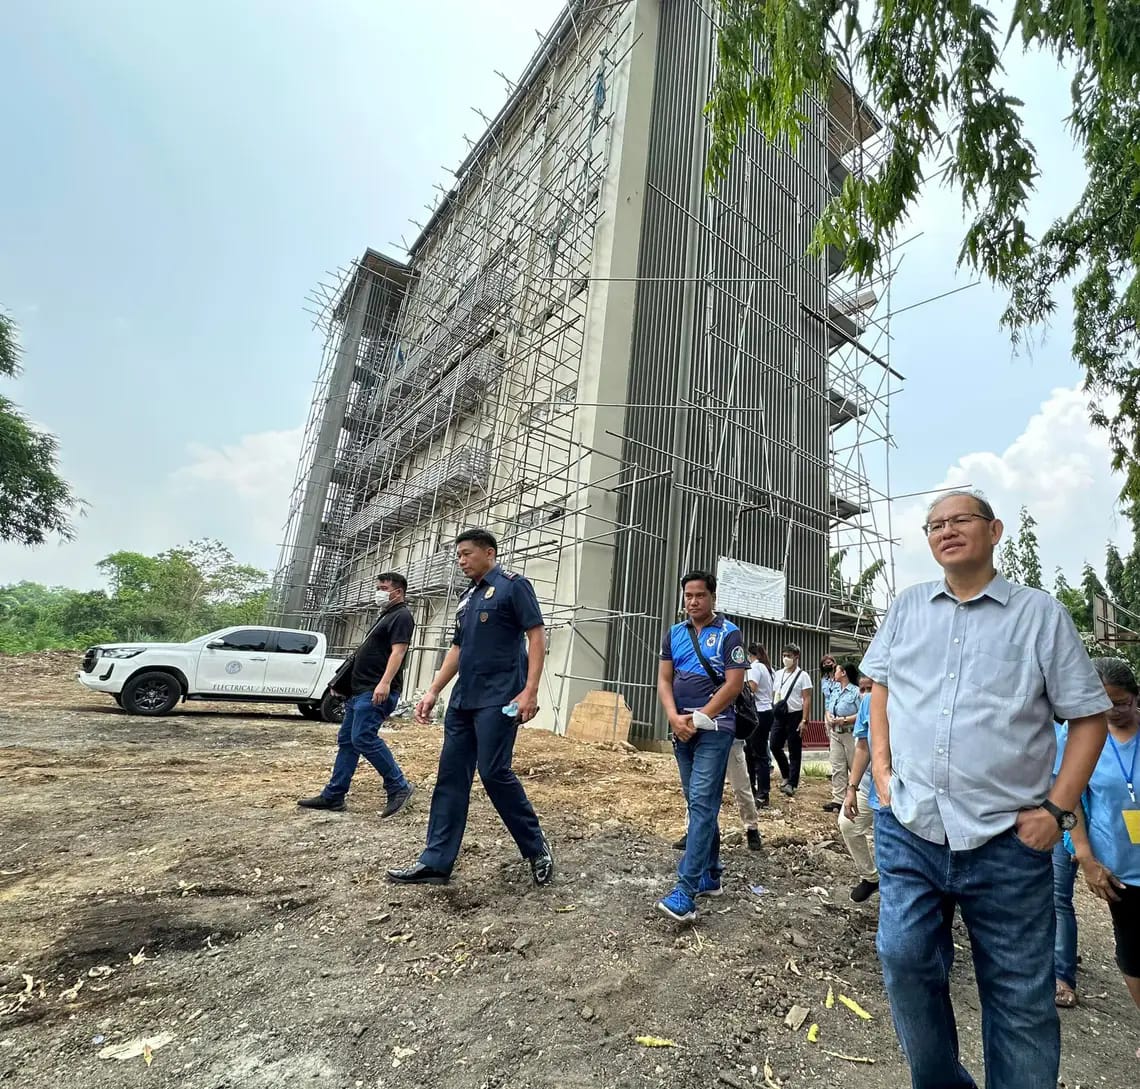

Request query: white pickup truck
[{"left": 77, "top": 625, "right": 346, "bottom": 721}]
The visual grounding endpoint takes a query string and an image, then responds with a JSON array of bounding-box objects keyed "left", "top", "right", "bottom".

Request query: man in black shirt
[{"left": 298, "top": 572, "right": 416, "bottom": 817}]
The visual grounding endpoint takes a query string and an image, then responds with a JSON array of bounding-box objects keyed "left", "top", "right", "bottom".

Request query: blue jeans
[
  {"left": 672, "top": 728, "right": 734, "bottom": 897},
  {"left": 874, "top": 808, "right": 1058, "bottom": 1089},
  {"left": 419, "top": 704, "right": 544, "bottom": 873},
  {"left": 1052, "top": 839, "right": 1078, "bottom": 988},
  {"left": 323, "top": 691, "right": 407, "bottom": 800}
]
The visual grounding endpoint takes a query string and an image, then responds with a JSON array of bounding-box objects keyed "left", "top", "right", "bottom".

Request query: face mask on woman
[{"left": 782, "top": 655, "right": 794, "bottom": 668}]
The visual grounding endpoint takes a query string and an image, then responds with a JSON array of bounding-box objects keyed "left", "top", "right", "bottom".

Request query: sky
[{"left": 0, "top": 1, "right": 1125, "bottom": 599}]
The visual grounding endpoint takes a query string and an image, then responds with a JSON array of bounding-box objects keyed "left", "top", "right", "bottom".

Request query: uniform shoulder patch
[
  {"left": 730, "top": 645, "right": 746, "bottom": 665},
  {"left": 502, "top": 571, "right": 519, "bottom": 580}
]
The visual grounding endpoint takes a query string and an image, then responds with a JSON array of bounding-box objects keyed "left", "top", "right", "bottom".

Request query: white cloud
[
  {"left": 0, "top": 426, "right": 304, "bottom": 589},
  {"left": 169, "top": 426, "right": 303, "bottom": 564},
  {"left": 890, "top": 385, "right": 1130, "bottom": 593}
]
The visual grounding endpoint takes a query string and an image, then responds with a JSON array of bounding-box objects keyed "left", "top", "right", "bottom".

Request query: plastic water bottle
[{"left": 502, "top": 702, "right": 520, "bottom": 718}]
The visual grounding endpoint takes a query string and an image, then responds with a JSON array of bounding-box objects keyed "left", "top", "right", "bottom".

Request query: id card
[{"left": 1123, "top": 809, "right": 1140, "bottom": 846}]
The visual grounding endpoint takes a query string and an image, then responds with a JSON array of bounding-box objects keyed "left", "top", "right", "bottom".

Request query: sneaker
[
  {"left": 746, "top": 828, "right": 763, "bottom": 851},
  {"left": 529, "top": 837, "right": 555, "bottom": 887},
  {"left": 754, "top": 793, "right": 770, "bottom": 809},
  {"left": 656, "top": 887, "right": 697, "bottom": 922},
  {"left": 850, "top": 878, "right": 880, "bottom": 903},
  {"left": 381, "top": 784, "right": 415, "bottom": 818},
  {"left": 297, "top": 794, "right": 345, "bottom": 811},
  {"left": 696, "top": 873, "right": 723, "bottom": 898},
  {"left": 822, "top": 801, "right": 842, "bottom": 813},
  {"left": 672, "top": 833, "right": 687, "bottom": 851},
  {"left": 780, "top": 783, "right": 796, "bottom": 797}
]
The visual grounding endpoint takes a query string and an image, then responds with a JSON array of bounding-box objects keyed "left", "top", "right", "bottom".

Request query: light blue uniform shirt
[
  {"left": 828, "top": 682, "right": 861, "bottom": 718},
  {"left": 820, "top": 675, "right": 840, "bottom": 710},
  {"left": 1057, "top": 727, "right": 1140, "bottom": 886},
  {"left": 852, "top": 691, "right": 878, "bottom": 810},
  {"left": 860, "top": 574, "right": 1110, "bottom": 851}
]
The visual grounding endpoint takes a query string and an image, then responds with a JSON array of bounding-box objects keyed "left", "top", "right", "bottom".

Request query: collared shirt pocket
[{"left": 964, "top": 636, "right": 1037, "bottom": 698}]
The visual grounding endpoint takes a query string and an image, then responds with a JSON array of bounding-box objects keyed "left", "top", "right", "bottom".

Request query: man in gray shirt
[{"left": 861, "top": 490, "right": 1109, "bottom": 1089}]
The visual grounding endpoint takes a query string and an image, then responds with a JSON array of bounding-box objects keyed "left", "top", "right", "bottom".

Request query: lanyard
[{"left": 1107, "top": 736, "right": 1139, "bottom": 804}]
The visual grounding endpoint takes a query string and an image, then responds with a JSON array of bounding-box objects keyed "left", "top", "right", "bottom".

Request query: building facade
[{"left": 274, "top": 0, "right": 898, "bottom": 740}]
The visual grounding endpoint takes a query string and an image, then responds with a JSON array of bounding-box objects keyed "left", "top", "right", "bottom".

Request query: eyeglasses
[{"left": 922, "top": 513, "right": 993, "bottom": 537}]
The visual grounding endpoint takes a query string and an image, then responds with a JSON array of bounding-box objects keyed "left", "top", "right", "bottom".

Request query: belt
[{"left": 830, "top": 723, "right": 852, "bottom": 734}]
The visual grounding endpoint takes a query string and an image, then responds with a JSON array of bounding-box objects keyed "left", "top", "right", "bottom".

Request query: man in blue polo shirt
[{"left": 655, "top": 569, "right": 747, "bottom": 922}]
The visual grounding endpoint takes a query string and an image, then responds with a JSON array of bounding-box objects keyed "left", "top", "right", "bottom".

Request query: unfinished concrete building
[{"left": 273, "top": 0, "right": 900, "bottom": 741}]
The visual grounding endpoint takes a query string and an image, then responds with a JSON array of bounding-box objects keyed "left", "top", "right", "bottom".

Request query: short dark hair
[
  {"left": 456, "top": 528, "right": 498, "bottom": 552},
  {"left": 783, "top": 642, "right": 800, "bottom": 655},
  {"left": 680, "top": 569, "right": 716, "bottom": 594},
  {"left": 375, "top": 571, "right": 407, "bottom": 592}
]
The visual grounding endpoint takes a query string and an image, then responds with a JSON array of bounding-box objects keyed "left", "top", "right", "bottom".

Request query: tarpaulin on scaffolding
[{"left": 715, "top": 557, "right": 786, "bottom": 622}]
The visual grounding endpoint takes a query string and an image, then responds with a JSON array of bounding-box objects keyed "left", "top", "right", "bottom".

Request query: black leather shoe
[
  {"left": 850, "top": 878, "right": 880, "bottom": 903},
  {"left": 386, "top": 862, "right": 450, "bottom": 886},
  {"left": 672, "top": 833, "right": 687, "bottom": 851},
  {"left": 530, "top": 837, "right": 555, "bottom": 887},
  {"left": 381, "top": 784, "right": 415, "bottom": 818},
  {"left": 822, "top": 801, "right": 842, "bottom": 813},
  {"left": 297, "top": 794, "right": 345, "bottom": 811},
  {"left": 746, "top": 828, "right": 763, "bottom": 851}
]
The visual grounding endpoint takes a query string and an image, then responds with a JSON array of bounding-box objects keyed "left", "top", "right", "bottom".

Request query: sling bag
[{"left": 684, "top": 626, "right": 760, "bottom": 741}]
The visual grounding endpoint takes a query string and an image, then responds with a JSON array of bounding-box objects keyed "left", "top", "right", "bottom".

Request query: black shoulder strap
[
  {"left": 778, "top": 667, "right": 802, "bottom": 698},
  {"left": 685, "top": 625, "right": 723, "bottom": 685}
]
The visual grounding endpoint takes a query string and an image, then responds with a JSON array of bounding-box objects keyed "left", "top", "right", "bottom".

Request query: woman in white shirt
[{"left": 746, "top": 643, "right": 775, "bottom": 807}]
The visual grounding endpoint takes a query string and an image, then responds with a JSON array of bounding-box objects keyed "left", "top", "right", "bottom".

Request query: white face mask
[
  {"left": 375, "top": 590, "right": 388, "bottom": 607},
  {"left": 782, "top": 655, "right": 794, "bottom": 668}
]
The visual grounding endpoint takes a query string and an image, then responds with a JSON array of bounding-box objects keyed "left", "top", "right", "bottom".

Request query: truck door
[
  {"left": 196, "top": 628, "right": 271, "bottom": 695},
  {"left": 264, "top": 631, "right": 323, "bottom": 697}
]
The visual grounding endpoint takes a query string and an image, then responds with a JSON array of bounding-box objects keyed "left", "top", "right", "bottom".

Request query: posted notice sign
[{"left": 715, "top": 557, "right": 786, "bottom": 622}]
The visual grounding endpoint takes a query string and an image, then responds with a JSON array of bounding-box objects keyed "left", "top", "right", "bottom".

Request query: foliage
[
  {"left": 0, "top": 310, "right": 77, "bottom": 544},
  {"left": 829, "top": 549, "right": 886, "bottom": 603},
  {"left": 0, "top": 539, "right": 270, "bottom": 654},
  {"left": 1016, "top": 507, "right": 1043, "bottom": 589},
  {"left": 999, "top": 538, "right": 1022, "bottom": 583},
  {"left": 1054, "top": 566, "right": 1088, "bottom": 631},
  {"left": 707, "top": 1, "right": 1140, "bottom": 500}
]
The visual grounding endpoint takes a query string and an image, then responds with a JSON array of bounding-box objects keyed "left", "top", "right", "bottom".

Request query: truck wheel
[
  {"left": 121, "top": 671, "right": 181, "bottom": 716},
  {"left": 319, "top": 690, "right": 345, "bottom": 724},
  {"left": 297, "top": 703, "right": 323, "bottom": 721}
]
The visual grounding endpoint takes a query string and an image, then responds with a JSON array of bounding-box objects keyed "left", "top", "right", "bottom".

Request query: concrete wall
[{"left": 544, "top": 0, "right": 661, "bottom": 732}]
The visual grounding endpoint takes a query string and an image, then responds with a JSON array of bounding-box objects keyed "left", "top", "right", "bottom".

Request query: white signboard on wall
[{"left": 715, "top": 557, "right": 786, "bottom": 622}]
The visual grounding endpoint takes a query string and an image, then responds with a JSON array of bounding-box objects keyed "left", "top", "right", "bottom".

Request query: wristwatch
[{"left": 1041, "top": 799, "right": 1077, "bottom": 832}]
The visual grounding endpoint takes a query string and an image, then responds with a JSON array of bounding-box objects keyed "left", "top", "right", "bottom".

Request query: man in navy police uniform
[
  {"left": 655, "top": 569, "right": 747, "bottom": 922},
  {"left": 387, "top": 528, "right": 554, "bottom": 886}
]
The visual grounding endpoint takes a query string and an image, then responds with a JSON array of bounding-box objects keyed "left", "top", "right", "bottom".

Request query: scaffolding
[{"left": 273, "top": 0, "right": 902, "bottom": 741}]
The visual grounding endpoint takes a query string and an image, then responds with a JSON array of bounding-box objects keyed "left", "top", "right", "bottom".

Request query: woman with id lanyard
[{"left": 1063, "top": 657, "right": 1140, "bottom": 1046}]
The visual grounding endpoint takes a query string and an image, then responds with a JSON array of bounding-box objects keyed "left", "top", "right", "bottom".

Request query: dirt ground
[{"left": 1, "top": 652, "right": 1136, "bottom": 1088}]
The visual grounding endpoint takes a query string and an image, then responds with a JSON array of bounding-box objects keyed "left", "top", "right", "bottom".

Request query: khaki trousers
[
  {"left": 829, "top": 728, "right": 856, "bottom": 804},
  {"left": 725, "top": 739, "right": 759, "bottom": 831},
  {"left": 837, "top": 787, "right": 878, "bottom": 881}
]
